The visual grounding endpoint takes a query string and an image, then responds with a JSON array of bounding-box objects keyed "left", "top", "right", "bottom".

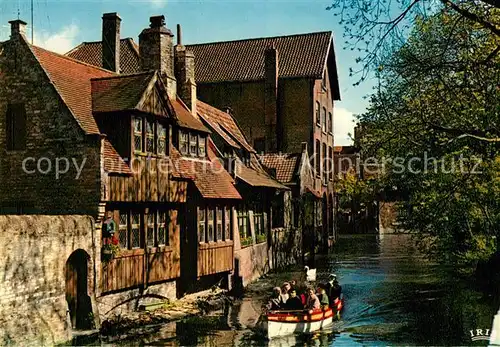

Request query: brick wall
[
  {"left": 0, "top": 39, "right": 102, "bottom": 215},
  {"left": 0, "top": 215, "right": 96, "bottom": 345}
]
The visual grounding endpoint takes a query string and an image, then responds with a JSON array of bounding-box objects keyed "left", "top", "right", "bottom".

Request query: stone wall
[
  {"left": 0, "top": 215, "right": 96, "bottom": 346},
  {"left": 0, "top": 38, "right": 102, "bottom": 216}
]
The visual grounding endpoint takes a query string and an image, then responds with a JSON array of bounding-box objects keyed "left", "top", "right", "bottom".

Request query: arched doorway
[
  {"left": 322, "top": 193, "right": 328, "bottom": 251},
  {"left": 66, "top": 249, "right": 93, "bottom": 330}
]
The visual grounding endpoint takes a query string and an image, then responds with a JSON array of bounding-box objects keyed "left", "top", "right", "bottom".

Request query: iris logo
[{"left": 470, "top": 328, "right": 490, "bottom": 342}]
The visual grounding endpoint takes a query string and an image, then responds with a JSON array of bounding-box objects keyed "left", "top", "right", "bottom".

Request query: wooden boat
[{"left": 264, "top": 308, "right": 334, "bottom": 339}]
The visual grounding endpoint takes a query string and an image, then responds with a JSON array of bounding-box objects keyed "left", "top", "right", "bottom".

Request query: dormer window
[
  {"left": 199, "top": 135, "right": 206, "bottom": 157},
  {"left": 189, "top": 133, "right": 198, "bottom": 155},
  {"left": 146, "top": 119, "right": 155, "bottom": 154},
  {"left": 133, "top": 116, "right": 169, "bottom": 156},
  {"left": 134, "top": 118, "right": 143, "bottom": 153},
  {"left": 180, "top": 130, "right": 189, "bottom": 155},
  {"left": 179, "top": 129, "right": 207, "bottom": 158}
]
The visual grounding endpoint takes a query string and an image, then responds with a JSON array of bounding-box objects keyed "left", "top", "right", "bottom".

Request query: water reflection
[{"left": 117, "top": 234, "right": 498, "bottom": 346}]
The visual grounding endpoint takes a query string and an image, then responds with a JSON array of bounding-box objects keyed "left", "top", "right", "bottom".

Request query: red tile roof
[
  {"left": 30, "top": 44, "right": 114, "bottom": 134},
  {"left": 186, "top": 32, "right": 340, "bottom": 99},
  {"left": 66, "top": 32, "right": 340, "bottom": 100},
  {"left": 91, "top": 72, "right": 156, "bottom": 113},
  {"left": 260, "top": 153, "right": 301, "bottom": 184},
  {"left": 235, "top": 161, "right": 288, "bottom": 189},
  {"left": 66, "top": 38, "right": 141, "bottom": 74},
  {"left": 170, "top": 146, "right": 241, "bottom": 200},
  {"left": 197, "top": 100, "right": 253, "bottom": 152},
  {"left": 103, "top": 138, "right": 132, "bottom": 174},
  {"left": 173, "top": 98, "right": 210, "bottom": 133}
]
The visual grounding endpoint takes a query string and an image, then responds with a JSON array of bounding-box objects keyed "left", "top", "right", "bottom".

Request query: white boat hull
[{"left": 264, "top": 309, "right": 334, "bottom": 339}]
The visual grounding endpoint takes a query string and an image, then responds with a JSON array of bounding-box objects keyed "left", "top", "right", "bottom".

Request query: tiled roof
[
  {"left": 260, "top": 153, "right": 301, "bottom": 184},
  {"left": 91, "top": 72, "right": 155, "bottom": 113},
  {"left": 197, "top": 100, "right": 254, "bottom": 153},
  {"left": 170, "top": 146, "right": 241, "bottom": 200},
  {"left": 30, "top": 44, "right": 114, "bottom": 134},
  {"left": 333, "top": 145, "right": 358, "bottom": 154},
  {"left": 103, "top": 138, "right": 132, "bottom": 174},
  {"left": 186, "top": 31, "right": 340, "bottom": 99},
  {"left": 66, "top": 38, "right": 141, "bottom": 74},
  {"left": 173, "top": 98, "right": 210, "bottom": 133},
  {"left": 235, "top": 161, "right": 288, "bottom": 189}
]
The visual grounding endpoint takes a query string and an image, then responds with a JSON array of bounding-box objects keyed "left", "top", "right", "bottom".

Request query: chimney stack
[
  {"left": 102, "top": 13, "right": 121, "bottom": 73},
  {"left": 264, "top": 46, "right": 280, "bottom": 151},
  {"left": 139, "top": 15, "right": 177, "bottom": 99},
  {"left": 9, "top": 19, "right": 27, "bottom": 40},
  {"left": 174, "top": 24, "right": 197, "bottom": 116}
]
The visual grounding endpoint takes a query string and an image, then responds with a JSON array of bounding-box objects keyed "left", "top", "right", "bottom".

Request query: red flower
[{"left": 111, "top": 235, "right": 119, "bottom": 245}]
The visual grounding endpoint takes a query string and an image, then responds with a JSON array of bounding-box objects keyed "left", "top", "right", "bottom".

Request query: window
[
  {"left": 237, "top": 207, "right": 250, "bottom": 243},
  {"left": 146, "top": 212, "right": 155, "bottom": 247},
  {"left": 315, "top": 140, "right": 321, "bottom": 177},
  {"left": 6, "top": 103, "right": 26, "bottom": 151},
  {"left": 180, "top": 130, "right": 189, "bottom": 155},
  {"left": 322, "top": 71, "right": 327, "bottom": 89},
  {"left": 157, "top": 123, "right": 168, "bottom": 156},
  {"left": 328, "top": 112, "right": 333, "bottom": 133},
  {"left": 130, "top": 213, "right": 141, "bottom": 249},
  {"left": 322, "top": 107, "right": 327, "bottom": 132},
  {"left": 216, "top": 207, "right": 223, "bottom": 241},
  {"left": 157, "top": 210, "right": 168, "bottom": 246},
  {"left": 323, "top": 143, "right": 327, "bottom": 184},
  {"left": 315, "top": 102, "right": 320, "bottom": 125},
  {"left": 207, "top": 207, "right": 215, "bottom": 242},
  {"left": 134, "top": 118, "right": 143, "bottom": 153},
  {"left": 189, "top": 133, "right": 198, "bottom": 156},
  {"left": 146, "top": 119, "right": 155, "bottom": 154},
  {"left": 198, "top": 207, "right": 206, "bottom": 243},
  {"left": 224, "top": 207, "right": 231, "bottom": 241},
  {"left": 272, "top": 193, "right": 285, "bottom": 228},
  {"left": 198, "top": 135, "right": 206, "bottom": 157},
  {"left": 329, "top": 146, "right": 333, "bottom": 181},
  {"left": 254, "top": 206, "right": 266, "bottom": 243},
  {"left": 118, "top": 212, "right": 128, "bottom": 249}
]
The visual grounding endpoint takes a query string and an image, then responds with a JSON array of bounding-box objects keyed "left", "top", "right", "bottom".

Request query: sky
[{"left": 0, "top": 0, "right": 377, "bottom": 146}]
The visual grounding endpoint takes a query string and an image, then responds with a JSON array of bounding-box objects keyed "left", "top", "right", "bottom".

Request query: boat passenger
[
  {"left": 280, "top": 282, "right": 290, "bottom": 304},
  {"left": 326, "top": 274, "right": 342, "bottom": 301},
  {"left": 267, "top": 287, "right": 282, "bottom": 311},
  {"left": 285, "top": 289, "right": 304, "bottom": 310},
  {"left": 317, "top": 285, "right": 329, "bottom": 309},
  {"left": 305, "top": 287, "right": 320, "bottom": 311}
]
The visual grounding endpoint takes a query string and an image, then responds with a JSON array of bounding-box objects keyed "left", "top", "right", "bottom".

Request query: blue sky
[{"left": 0, "top": 0, "right": 377, "bottom": 145}]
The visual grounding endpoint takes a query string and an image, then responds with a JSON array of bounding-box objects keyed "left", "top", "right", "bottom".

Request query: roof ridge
[
  {"left": 186, "top": 31, "right": 332, "bottom": 47},
  {"left": 31, "top": 43, "right": 116, "bottom": 74},
  {"left": 91, "top": 70, "right": 154, "bottom": 81}
]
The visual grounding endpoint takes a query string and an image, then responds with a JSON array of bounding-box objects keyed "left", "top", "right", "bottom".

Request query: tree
[
  {"left": 358, "top": 10, "right": 500, "bottom": 267},
  {"left": 327, "top": 0, "right": 500, "bottom": 83}
]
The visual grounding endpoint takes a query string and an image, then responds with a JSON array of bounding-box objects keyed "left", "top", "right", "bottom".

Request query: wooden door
[{"left": 66, "top": 250, "right": 92, "bottom": 330}]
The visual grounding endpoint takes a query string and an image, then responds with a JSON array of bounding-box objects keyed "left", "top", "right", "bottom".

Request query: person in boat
[
  {"left": 305, "top": 287, "right": 320, "bottom": 312},
  {"left": 267, "top": 287, "right": 282, "bottom": 311},
  {"left": 317, "top": 284, "right": 330, "bottom": 309},
  {"left": 285, "top": 289, "right": 303, "bottom": 310},
  {"left": 280, "top": 282, "right": 290, "bottom": 304}
]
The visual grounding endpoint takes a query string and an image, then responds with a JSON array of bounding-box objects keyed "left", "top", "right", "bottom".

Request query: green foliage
[{"left": 359, "top": 9, "right": 500, "bottom": 266}]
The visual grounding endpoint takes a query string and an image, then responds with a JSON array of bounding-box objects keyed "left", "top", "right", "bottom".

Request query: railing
[{"left": 197, "top": 241, "right": 234, "bottom": 277}]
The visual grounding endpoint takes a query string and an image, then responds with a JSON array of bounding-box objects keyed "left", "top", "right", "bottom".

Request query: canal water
[{"left": 117, "top": 234, "right": 499, "bottom": 346}]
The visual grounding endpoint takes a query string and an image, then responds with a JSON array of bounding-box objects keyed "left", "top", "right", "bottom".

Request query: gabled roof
[
  {"left": 91, "top": 71, "right": 156, "bottom": 113},
  {"left": 66, "top": 38, "right": 140, "bottom": 74},
  {"left": 197, "top": 100, "right": 254, "bottom": 153},
  {"left": 30, "top": 44, "right": 114, "bottom": 134},
  {"left": 260, "top": 153, "right": 301, "bottom": 184},
  {"left": 235, "top": 161, "right": 288, "bottom": 189},
  {"left": 170, "top": 145, "right": 241, "bottom": 200},
  {"left": 186, "top": 31, "right": 340, "bottom": 100},
  {"left": 173, "top": 98, "right": 210, "bottom": 133}
]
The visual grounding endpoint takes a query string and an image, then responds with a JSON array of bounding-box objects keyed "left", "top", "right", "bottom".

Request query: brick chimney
[
  {"left": 9, "top": 19, "right": 27, "bottom": 40},
  {"left": 174, "top": 24, "right": 197, "bottom": 116},
  {"left": 102, "top": 13, "right": 121, "bottom": 73},
  {"left": 139, "top": 15, "right": 176, "bottom": 99},
  {"left": 265, "top": 46, "right": 280, "bottom": 151}
]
